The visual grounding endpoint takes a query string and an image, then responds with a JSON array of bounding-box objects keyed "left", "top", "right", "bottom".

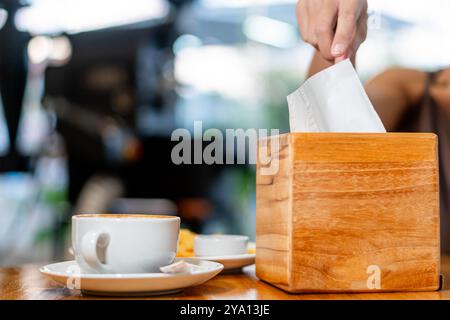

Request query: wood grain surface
[
  {"left": 2, "top": 257, "right": 450, "bottom": 300},
  {"left": 256, "top": 133, "right": 440, "bottom": 293}
]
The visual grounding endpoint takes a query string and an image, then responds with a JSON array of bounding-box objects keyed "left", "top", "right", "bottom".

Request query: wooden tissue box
[{"left": 256, "top": 133, "right": 440, "bottom": 293}]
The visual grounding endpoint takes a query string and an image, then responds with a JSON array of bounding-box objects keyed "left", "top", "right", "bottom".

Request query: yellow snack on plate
[
  {"left": 247, "top": 242, "right": 256, "bottom": 254},
  {"left": 177, "top": 228, "right": 196, "bottom": 257}
]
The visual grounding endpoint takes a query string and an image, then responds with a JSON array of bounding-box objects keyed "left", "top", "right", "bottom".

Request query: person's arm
[
  {"left": 429, "top": 69, "right": 450, "bottom": 110},
  {"left": 364, "top": 68, "right": 427, "bottom": 131}
]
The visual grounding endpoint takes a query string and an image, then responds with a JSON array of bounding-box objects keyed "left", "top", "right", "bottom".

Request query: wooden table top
[{"left": 2, "top": 256, "right": 450, "bottom": 300}]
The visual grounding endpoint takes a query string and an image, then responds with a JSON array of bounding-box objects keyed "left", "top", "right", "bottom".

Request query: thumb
[
  {"left": 331, "top": 23, "right": 355, "bottom": 60},
  {"left": 331, "top": 13, "right": 358, "bottom": 59}
]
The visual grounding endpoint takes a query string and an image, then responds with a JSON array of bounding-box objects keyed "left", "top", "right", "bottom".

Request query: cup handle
[{"left": 81, "top": 231, "right": 110, "bottom": 272}]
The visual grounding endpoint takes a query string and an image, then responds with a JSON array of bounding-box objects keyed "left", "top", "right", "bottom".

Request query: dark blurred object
[
  {"left": 0, "top": 0, "right": 30, "bottom": 172},
  {"left": 43, "top": 20, "right": 177, "bottom": 202},
  {"left": 109, "top": 198, "right": 178, "bottom": 215},
  {"left": 42, "top": 1, "right": 221, "bottom": 230}
]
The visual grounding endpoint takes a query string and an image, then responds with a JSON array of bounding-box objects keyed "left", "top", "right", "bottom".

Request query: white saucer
[
  {"left": 190, "top": 253, "right": 255, "bottom": 271},
  {"left": 40, "top": 258, "right": 223, "bottom": 296}
]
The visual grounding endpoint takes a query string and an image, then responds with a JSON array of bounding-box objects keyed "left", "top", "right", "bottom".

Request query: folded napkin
[
  {"left": 160, "top": 260, "right": 203, "bottom": 274},
  {"left": 287, "top": 59, "right": 386, "bottom": 133}
]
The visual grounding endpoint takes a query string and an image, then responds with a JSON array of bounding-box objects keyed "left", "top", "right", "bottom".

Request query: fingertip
[
  {"left": 331, "top": 43, "right": 346, "bottom": 57},
  {"left": 334, "top": 55, "right": 347, "bottom": 64}
]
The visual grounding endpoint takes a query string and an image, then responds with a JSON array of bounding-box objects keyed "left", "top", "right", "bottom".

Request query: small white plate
[
  {"left": 40, "top": 258, "right": 223, "bottom": 296},
  {"left": 190, "top": 253, "right": 255, "bottom": 271}
]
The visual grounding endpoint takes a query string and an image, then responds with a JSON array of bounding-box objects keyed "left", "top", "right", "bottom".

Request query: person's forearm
[{"left": 307, "top": 51, "right": 356, "bottom": 78}]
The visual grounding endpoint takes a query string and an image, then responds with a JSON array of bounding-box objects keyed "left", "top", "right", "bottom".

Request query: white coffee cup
[{"left": 72, "top": 214, "right": 180, "bottom": 274}]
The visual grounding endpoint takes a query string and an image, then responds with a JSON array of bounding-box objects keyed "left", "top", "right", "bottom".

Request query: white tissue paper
[
  {"left": 287, "top": 59, "right": 386, "bottom": 133},
  {"left": 160, "top": 260, "right": 203, "bottom": 274}
]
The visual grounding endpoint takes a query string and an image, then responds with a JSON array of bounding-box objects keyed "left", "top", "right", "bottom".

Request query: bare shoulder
[
  {"left": 363, "top": 68, "right": 429, "bottom": 131},
  {"left": 365, "top": 68, "right": 427, "bottom": 105}
]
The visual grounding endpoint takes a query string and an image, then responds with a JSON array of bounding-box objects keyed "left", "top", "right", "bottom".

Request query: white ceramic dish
[
  {"left": 191, "top": 242, "right": 255, "bottom": 271},
  {"left": 190, "top": 253, "right": 255, "bottom": 271},
  {"left": 40, "top": 258, "right": 223, "bottom": 296},
  {"left": 194, "top": 234, "right": 249, "bottom": 257}
]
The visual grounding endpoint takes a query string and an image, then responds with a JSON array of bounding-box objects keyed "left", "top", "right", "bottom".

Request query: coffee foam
[{"left": 74, "top": 214, "right": 175, "bottom": 219}]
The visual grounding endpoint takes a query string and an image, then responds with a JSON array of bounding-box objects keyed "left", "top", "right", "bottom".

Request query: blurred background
[{"left": 0, "top": 0, "right": 448, "bottom": 265}]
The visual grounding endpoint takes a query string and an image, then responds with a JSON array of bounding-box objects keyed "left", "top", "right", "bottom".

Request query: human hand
[{"left": 296, "top": 0, "right": 368, "bottom": 63}]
